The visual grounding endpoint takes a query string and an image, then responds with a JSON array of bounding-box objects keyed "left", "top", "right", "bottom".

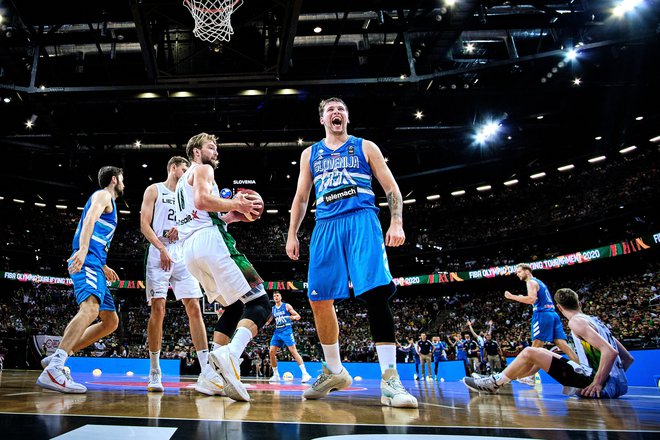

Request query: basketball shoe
[
  {"left": 303, "top": 363, "right": 352, "bottom": 400},
  {"left": 381, "top": 369, "right": 418, "bottom": 408},
  {"left": 269, "top": 372, "right": 281, "bottom": 383},
  {"left": 40, "top": 354, "right": 53, "bottom": 368},
  {"left": 195, "top": 364, "right": 226, "bottom": 396},
  {"left": 301, "top": 372, "right": 312, "bottom": 383},
  {"left": 516, "top": 375, "right": 536, "bottom": 386},
  {"left": 37, "top": 366, "right": 87, "bottom": 394},
  {"left": 209, "top": 346, "right": 250, "bottom": 402},
  {"left": 462, "top": 375, "right": 500, "bottom": 394},
  {"left": 147, "top": 369, "right": 164, "bottom": 392}
]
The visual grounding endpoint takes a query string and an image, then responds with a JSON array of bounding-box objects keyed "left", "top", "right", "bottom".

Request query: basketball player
[
  {"left": 431, "top": 336, "right": 447, "bottom": 381},
  {"left": 286, "top": 97, "right": 417, "bottom": 408},
  {"left": 37, "top": 167, "right": 124, "bottom": 393},
  {"left": 463, "top": 288, "right": 633, "bottom": 398},
  {"left": 141, "top": 156, "right": 224, "bottom": 395},
  {"left": 175, "top": 132, "right": 268, "bottom": 402},
  {"left": 504, "top": 263, "right": 578, "bottom": 384},
  {"left": 265, "top": 291, "right": 312, "bottom": 383}
]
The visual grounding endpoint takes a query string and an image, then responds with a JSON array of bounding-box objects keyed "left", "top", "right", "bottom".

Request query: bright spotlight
[
  {"left": 565, "top": 49, "right": 578, "bottom": 61},
  {"left": 414, "top": 110, "right": 423, "bottom": 120}
]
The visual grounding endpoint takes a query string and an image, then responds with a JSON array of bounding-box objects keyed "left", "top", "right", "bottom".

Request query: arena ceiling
[{"left": 0, "top": 0, "right": 659, "bottom": 208}]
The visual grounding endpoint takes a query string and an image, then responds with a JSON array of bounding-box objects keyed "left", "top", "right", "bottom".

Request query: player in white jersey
[
  {"left": 140, "top": 156, "right": 224, "bottom": 395},
  {"left": 463, "top": 288, "right": 633, "bottom": 398},
  {"left": 175, "top": 132, "right": 268, "bottom": 402}
]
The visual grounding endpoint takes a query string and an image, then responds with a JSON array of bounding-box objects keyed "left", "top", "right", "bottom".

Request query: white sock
[
  {"left": 376, "top": 344, "right": 397, "bottom": 374},
  {"left": 272, "top": 367, "right": 279, "bottom": 377},
  {"left": 197, "top": 349, "right": 209, "bottom": 366},
  {"left": 228, "top": 327, "right": 252, "bottom": 359},
  {"left": 321, "top": 342, "right": 343, "bottom": 374},
  {"left": 299, "top": 363, "right": 308, "bottom": 375},
  {"left": 149, "top": 351, "right": 161, "bottom": 371},
  {"left": 211, "top": 341, "right": 222, "bottom": 351},
  {"left": 494, "top": 372, "right": 512, "bottom": 385},
  {"left": 49, "top": 348, "right": 68, "bottom": 368}
]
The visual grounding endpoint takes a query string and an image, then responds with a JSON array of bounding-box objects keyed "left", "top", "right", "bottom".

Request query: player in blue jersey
[
  {"left": 37, "top": 166, "right": 124, "bottom": 393},
  {"left": 504, "top": 263, "right": 578, "bottom": 385},
  {"left": 286, "top": 97, "right": 417, "bottom": 408},
  {"left": 266, "top": 291, "right": 312, "bottom": 383},
  {"left": 464, "top": 288, "right": 633, "bottom": 398}
]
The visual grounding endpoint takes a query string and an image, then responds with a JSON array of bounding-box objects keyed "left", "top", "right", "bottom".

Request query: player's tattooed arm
[{"left": 386, "top": 190, "right": 403, "bottom": 223}]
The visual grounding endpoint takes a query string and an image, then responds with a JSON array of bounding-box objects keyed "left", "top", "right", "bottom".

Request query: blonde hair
[{"left": 185, "top": 133, "right": 217, "bottom": 161}]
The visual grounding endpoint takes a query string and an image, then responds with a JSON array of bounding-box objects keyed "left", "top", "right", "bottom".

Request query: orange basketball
[{"left": 231, "top": 189, "right": 264, "bottom": 222}]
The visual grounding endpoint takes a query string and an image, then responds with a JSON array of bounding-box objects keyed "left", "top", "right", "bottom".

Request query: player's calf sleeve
[
  {"left": 215, "top": 301, "right": 244, "bottom": 338},
  {"left": 359, "top": 283, "right": 396, "bottom": 343},
  {"left": 242, "top": 294, "right": 271, "bottom": 329}
]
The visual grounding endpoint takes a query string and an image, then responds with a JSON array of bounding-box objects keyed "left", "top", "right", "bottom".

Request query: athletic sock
[
  {"left": 376, "top": 344, "right": 397, "bottom": 375},
  {"left": 298, "top": 363, "right": 308, "bottom": 375},
  {"left": 494, "top": 372, "right": 512, "bottom": 385},
  {"left": 321, "top": 342, "right": 343, "bottom": 374},
  {"left": 228, "top": 327, "right": 252, "bottom": 359},
  {"left": 149, "top": 351, "right": 161, "bottom": 371},
  {"left": 49, "top": 348, "right": 68, "bottom": 368},
  {"left": 272, "top": 367, "right": 279, "bottom": 377},
  {"left": 211, "top": 341, "right": 222, "bottom": 351},
  {"left": 197, "top": 349, "right": 209, "bottom": 367}
]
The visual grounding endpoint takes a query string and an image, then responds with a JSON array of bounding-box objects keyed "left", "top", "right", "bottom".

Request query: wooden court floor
[{"left": 0, "top": 369, "right": 658, "bottom": 439}]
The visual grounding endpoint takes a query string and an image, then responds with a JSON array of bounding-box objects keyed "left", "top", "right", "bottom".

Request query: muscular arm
[
  {"left": 192, "top": 164, "right": 240, "bottom": 212},
  {"left": 286, "top": 303, "right": 301, "bottom": 321},
  {"left": 67, "top": 190, "right": 113, "bottom": 274},
  {"left": 614, "top": 337, "right": 634, "bottom": 371},
  {"left": 363, "top": 140, "right": 404, "bottom": 247},
  {"left": 140, "top": 184, "right": 174, "bottom": 270},
  {"left": 504, "top": 280, "right": 538, "bottom": 305},
  {"left": 286, "top": 148, "right": 313, "bottom": 260},
  {"left": 570, "top": 316, "right": 619, "bottom": 397}
]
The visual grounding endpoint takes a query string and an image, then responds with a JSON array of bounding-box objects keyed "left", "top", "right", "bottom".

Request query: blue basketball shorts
[
  {"left": 70, "top": 254, "right": 116, "bottom": 312},
  {"left": 270, "top": 328, "right": 296, "bottom": 348},
  {"left": 531, "top": 311, "right": 567, "bottom": 342},
  {"left": 307, "top": 209, "right": 392, "bottom": 301}
]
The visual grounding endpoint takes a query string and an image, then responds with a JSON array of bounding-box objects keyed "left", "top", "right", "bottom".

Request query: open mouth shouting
[{"left": 331, "top": 116, "right": 343, "bottom": 130}]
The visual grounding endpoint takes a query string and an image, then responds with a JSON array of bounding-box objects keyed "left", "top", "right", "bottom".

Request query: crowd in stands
[
  {"left": 1, "top": 260, "right": 657, "bottom": 374},
  {"left": 1, "top": 148, "right": 657, "bottom": 280}
]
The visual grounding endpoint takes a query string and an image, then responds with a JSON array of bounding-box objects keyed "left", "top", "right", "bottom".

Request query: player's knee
[
  {"left": 102, "top": 312, "right": 119, "bottom": 332},
  {"left": 150, "top": 299, "right": 166, "bottom": 320},
  {"left": 182, "top": 299, "right": 202, "bottom": 319},
  {"left": 359, "top": 283, "right": 396, "bottom": 343},
  {"left": 243, "top": 295, "right": 271, "bottom": 329},
  {"left": 215, "top": 301, "right": 244, "bottom": 337}
]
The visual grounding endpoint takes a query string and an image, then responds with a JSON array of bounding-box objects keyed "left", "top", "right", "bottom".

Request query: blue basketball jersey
[
  {"left": 532, "top": 276, "right": 555, "bottom": 313},
  {"left": 272, "top": 303, "right": 292, "bottom": 330},
  {"left": 309, "top": 136, "right": 378, "bottom": 220},
  {"left": 72, "top": 190, "right": 117, "bottom": 265}
]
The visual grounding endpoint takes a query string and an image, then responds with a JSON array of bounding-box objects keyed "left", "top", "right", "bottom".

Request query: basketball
[
  {"left": 231, "top": 189, "right": 264, "bottom": 222},
  {"left": 282, "top": 372, "right": 294, "bottom": 381}
]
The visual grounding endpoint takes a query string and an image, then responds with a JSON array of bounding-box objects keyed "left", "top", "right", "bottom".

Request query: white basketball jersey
[
  {"left": 151, "top": 182, "right": 177, "bottom": 246},
  {"left": 571, "top": 313, "right": 627, "bottom": 385},
  {"left": 175, "top": 163, "right": 219, "bottom": 241}
]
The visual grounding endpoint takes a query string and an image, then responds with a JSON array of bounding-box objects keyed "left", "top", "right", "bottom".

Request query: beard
[
  {"left": 115, "top": 186, "right": 124, "bottom": 198},
  {"left": 201, "top": 154, "right": 219, "bottom": 169}
]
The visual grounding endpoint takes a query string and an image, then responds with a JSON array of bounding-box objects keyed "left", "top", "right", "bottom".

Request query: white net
[{"left": 183, "top": 0, "right": 243, "bottom": 43}]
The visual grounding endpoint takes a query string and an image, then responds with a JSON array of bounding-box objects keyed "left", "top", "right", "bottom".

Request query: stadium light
[
  {"left": 530, "top": 172, "right": 546, "bottom": 179},
  {"left": 426, "top": 194, "right": 440, "bottom": 201},
  {"left": 619, "top": 146, "right": 637, "bottom": 154},
  {"left": 588, "top": 156, "right": 606, "bottom": 163},
  {"left": 557, "top": 164, "right": 575, "bottom": 171},
  {"left": 451, "top": 190, "right": 466, "bottom": 196}
]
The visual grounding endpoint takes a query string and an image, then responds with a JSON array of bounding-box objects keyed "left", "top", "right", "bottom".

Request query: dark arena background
[{"left": 1, "top": 1, "right": 659, "bottom": 439}]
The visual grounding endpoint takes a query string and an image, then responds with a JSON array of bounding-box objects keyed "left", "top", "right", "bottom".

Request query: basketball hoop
[{"left": 183, "top": 0, "right": 243, "bottom": 43}]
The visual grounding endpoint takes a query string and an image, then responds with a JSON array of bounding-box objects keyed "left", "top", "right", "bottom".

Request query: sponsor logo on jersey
[
  {"left": 348, "top": 145, "right": 354, "bottom": 155},
  {"left": 323, "top": 185, "right": 358, "bottom": 204},
  {"left": 177, "top": 210, "right": 200, "bottom": 225}
]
